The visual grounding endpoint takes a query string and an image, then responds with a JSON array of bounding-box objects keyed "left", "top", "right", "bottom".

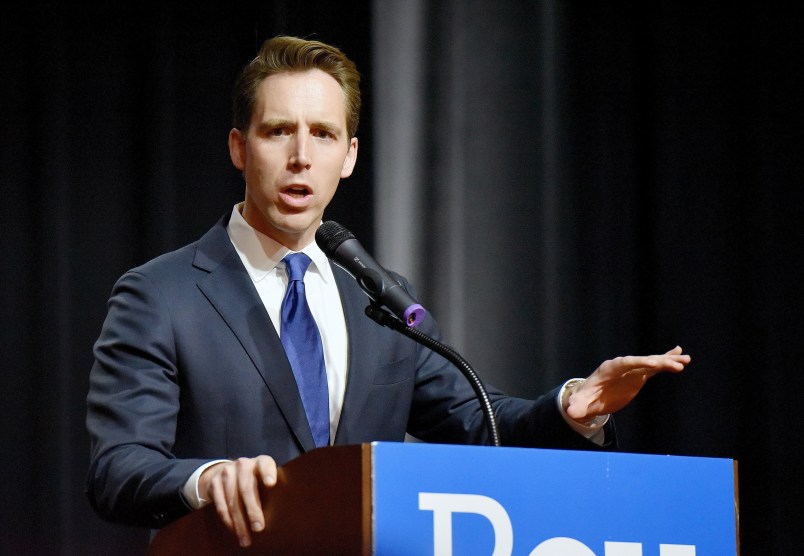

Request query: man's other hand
[
  {"left": 565, "top": 346, "right": 691, "bottom": 423},
  {"left": 198, "top": 455, "right": 278, "bottom": 548}
]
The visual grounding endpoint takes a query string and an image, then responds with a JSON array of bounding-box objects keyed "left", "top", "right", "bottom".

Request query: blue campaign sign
[{"left": 371, "top": 442, "right": 737, "bottom": 556}]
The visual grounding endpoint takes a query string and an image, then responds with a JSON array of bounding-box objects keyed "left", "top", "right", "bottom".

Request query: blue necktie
[{"left": 280, "top": 253, "right": 330, "bottom": 448}]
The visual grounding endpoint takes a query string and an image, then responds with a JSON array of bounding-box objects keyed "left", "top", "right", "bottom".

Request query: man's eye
[
  {"left": 270, "top": 127, "right": 285, "bottom": 136},
  {"left": 313, "top": 129, "right": 334, "bottom": 139}
]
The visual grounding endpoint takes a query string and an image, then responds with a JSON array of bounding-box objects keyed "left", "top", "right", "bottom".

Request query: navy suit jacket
[{"left": 86, "top": 214, "right": 611, "bottom": 529}]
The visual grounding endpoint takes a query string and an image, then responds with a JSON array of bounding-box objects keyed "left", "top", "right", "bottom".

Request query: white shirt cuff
[{"left": 182, "top": 460, "right": 231, "bottom": 509}]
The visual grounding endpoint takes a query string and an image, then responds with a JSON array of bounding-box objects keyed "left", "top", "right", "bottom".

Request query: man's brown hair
[{"left": 232, "top": 36, "right": 361, "bottom": 138}]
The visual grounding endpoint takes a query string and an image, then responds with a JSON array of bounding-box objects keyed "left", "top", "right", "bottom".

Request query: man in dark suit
[{"left": 86, "top": 36, "right": 690, "bottom": 549}]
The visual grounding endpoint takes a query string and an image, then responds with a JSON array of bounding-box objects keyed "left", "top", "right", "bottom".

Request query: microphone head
[
  {"left": 315, "top": 220, "right": 426, "bottom": 328},
  {"left": 315, "top": 221, "right": 355, "bottom": 257}
]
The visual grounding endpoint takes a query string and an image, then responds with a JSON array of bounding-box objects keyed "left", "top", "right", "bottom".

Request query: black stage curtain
[
  {"left": 1, "top": 2, "right": 801, "bottom": 554},
  {"left": 375, "top": 3, "right": 803, "bottom": 553},
  {"left": 0, "top": 3, "right": 372, "bottom": 554}
]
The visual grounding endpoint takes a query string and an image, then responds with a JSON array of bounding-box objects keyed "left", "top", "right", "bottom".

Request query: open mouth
[
  {"left": 285, "top": 187, "right": 312, "bottom": 198},
  {"left": 283, "top": 185, "right": 312, "bottom": 198},
  {"left": 279, "top": 184, "right": 314, "bottom": 208}
]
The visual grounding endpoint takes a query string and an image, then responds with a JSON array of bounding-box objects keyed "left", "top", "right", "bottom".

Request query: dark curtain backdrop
[
  {"left": 0, "top": 3, "right": 373, "bottom": 554},
  {"left": 374, "top": 2, "right": 803, "bottom": 554},
  {"left": 1, "top": 2, "right": 801, "bottom": 555}
]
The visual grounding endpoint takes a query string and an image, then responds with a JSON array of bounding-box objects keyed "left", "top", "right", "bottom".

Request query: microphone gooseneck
[{"left": 365, "top": 304, "right": 501, "bottom": 447}]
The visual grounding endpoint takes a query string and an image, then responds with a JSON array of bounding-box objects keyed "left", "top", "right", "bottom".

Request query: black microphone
[{"left": 315, "top": 221, "right": 425, "bottom": 327}]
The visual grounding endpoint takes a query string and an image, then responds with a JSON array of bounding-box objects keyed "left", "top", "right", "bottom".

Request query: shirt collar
[{"left": 226, "top": 203, "right": 333, "bottom": 284}]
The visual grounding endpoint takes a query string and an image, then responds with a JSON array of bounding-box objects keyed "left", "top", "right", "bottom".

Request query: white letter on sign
[
  {"left": 528, "top": 537, "right": 596, "bottom": 556},
  {"left": 605, "top": 541, "right": 642, "bottom": 556},
  {"left": 419, "top": 492, "right": 514, "bottom": 556},
  {"left": 660, "top": 545, "right": 696, "bottom": 556}
]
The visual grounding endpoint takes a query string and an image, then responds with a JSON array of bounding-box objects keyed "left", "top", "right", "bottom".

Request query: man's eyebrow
[
  {"left": 257, "top": 118, "right": 294, "bottom": 130},
  {"left": 311, "top": 121, "right": 343, "bottom": 134}
]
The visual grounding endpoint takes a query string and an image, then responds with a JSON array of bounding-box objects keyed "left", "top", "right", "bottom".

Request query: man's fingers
[
  {"left": 256, "top": 455, "right": 278, "bottom": 487},
  {"left": 200, "top": 456, "right": 281, "bottom": 548},
  {"left": 603, "top": 353, "right": 689, "bottom": 375},
  {"left": 223, "top": 462, "right": 253, "bottom": 548},
  {"left": 209, "top": 467, "right": 251, "bottom": 546},
  {"left": 209, "top": 477, "right": 233, "bottom": 531},
  {"left": 236, "top": 458, "right": 268, "bottom": 534},
  {"left": 654, "top": 351, "right": 690, "bottom": 372}
]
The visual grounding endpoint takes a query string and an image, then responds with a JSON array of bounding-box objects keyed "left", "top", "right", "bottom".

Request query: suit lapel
[
  {"left": 192, "top": 217, "right": 316, "bottom": 452},
  {"left": 331, "top": 263, "right": 382, "bottom": 445}
]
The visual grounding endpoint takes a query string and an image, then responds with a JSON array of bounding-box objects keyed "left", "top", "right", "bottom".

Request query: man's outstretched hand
[{"left": 565, "top": 346, "right": 691, "bottom": 423}]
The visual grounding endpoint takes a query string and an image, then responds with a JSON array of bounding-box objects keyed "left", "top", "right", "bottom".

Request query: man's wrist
[
  {"left": 183, "top": 460, "right": 231, "bottom": 509},
  {"left": 560, "top": 379, "right": 594, "bottom": 424},
  {"left": 558, "top": 379, "right": 610, "bottom": 430}
]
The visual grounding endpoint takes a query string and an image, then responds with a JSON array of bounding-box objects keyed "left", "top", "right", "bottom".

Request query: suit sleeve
[
  {"left": 401, "top": 279, "right": 615, "bottom": 450},
  {"left": 86, "top": 270, "right": 209, "bottom": 528}
]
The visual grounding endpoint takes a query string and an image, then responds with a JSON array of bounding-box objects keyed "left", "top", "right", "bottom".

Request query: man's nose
[{"left": 288, "top": 134, "right": 311, "bottom": 170}]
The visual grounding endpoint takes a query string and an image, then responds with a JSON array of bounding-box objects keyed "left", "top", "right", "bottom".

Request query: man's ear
[
  {"left": 228, "top": 128, "right": 246, "bottom": 170},
  {"left": 340, "top": 137, "right": 358, "bottom": 179}
]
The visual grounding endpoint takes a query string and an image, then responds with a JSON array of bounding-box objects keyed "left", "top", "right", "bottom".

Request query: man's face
[{"left": 229, "top": 69, "right": 358, "bottom": 250}]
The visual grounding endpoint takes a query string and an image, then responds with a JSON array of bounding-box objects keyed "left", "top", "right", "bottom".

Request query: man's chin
[{"left": 265, "top": 214, "right": 322, "bottom": 249}]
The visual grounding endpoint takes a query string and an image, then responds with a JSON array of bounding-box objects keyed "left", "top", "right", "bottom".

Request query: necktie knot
[{"left": 283, "top": 253, "right": 312, "bottom": 282}]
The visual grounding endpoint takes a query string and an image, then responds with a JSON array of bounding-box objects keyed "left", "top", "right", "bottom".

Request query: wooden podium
[
  {"left": 149, "top": 443, "right": 739, "bottom": 555},
  {"left": 148, "top": 444, "right": 371, "bottom": 555}
]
